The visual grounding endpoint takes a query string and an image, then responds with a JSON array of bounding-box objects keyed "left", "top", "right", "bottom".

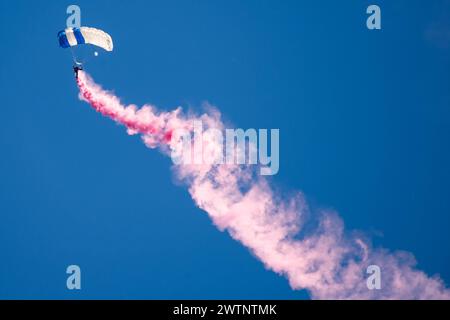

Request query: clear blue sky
[{"left": 0, "top": 0, "right": 449, "bottom": 299}]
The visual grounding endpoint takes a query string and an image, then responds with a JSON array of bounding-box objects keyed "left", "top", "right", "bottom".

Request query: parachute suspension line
[{"left": 69, "top": 47, "right": 79, "bottom": 65}]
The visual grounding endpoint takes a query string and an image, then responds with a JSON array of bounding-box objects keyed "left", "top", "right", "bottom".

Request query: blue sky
[{"left": 0, "top": 0, "right": 449, "bottom": 299}]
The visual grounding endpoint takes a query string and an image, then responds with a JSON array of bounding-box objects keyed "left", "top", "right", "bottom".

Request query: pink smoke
[{"left": 76, "top": 70, "right": 450, "bottom": 299}]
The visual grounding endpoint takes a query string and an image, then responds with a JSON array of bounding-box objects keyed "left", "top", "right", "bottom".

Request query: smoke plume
[{"left": 76, "top": 70, "right": 450, "bottom": 299}]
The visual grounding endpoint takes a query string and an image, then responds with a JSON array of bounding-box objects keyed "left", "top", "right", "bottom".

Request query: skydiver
[{"left": 73, "top": 65, "right": 83, "bottom": 78}]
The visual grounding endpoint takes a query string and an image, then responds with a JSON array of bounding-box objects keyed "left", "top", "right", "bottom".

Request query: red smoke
[{"left": 76, "top": 70, "right": 450, "bottom": 299}]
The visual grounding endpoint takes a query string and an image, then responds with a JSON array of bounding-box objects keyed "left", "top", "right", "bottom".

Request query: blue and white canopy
[{"left": 58, "top": 27, "right": 113, "bottom": 52}]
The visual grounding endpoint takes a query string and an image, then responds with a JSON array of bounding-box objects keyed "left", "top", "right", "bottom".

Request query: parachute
[{"left": 58, "top": 27, "right": 113, "bottom": 52}]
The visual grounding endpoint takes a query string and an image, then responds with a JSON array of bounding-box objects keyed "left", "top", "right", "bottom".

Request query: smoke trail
[{"left": 76, "top": 71, "right": 450, "bottom": 299}]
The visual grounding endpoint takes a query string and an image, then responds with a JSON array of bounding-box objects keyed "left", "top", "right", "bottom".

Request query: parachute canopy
[{"left": 58, "top": 27, "right": 113, "bottom": 52}]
